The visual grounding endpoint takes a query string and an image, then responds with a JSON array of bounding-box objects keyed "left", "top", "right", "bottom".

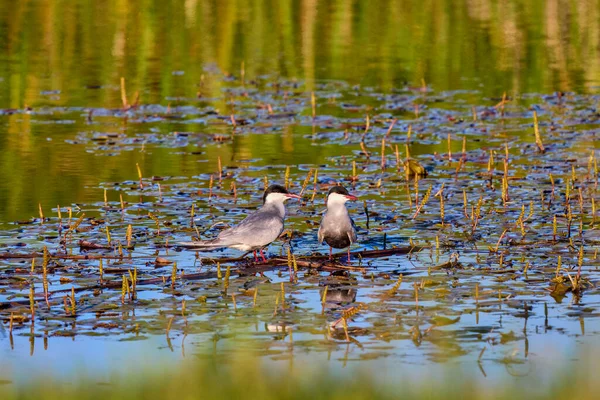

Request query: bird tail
[{"left": 177, "top": 238, "right": 223, "bottom": 249}]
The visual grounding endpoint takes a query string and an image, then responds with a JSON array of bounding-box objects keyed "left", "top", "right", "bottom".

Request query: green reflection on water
[{"left": 0, "top": 0, "right": 598, "bottom": 222}]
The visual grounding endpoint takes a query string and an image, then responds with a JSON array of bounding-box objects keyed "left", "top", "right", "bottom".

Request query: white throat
[
  {"left": 327, "top": 192, "right": 349, "bottom": 207},
  {"left": 265, "top": 192, "right": 289, "bottom": 204},
  {"left": 263, "top": 192, "right": 288, "bottom": 216}
]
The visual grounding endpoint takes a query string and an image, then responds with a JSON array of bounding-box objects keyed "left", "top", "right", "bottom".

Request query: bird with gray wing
[
  {"left": 179, "top": 184, "right": 300, "bottom": 262},
  {"left": 318, "top": 185, "right": 358, "bottom": 262}
]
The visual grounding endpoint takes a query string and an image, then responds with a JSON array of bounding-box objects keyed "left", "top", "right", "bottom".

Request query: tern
[
  {"left": 180, "top": 184, "right": 300, "bottom": 262},
  {"left": 318, "top": 185, "right": 358, "bottom": 261}
]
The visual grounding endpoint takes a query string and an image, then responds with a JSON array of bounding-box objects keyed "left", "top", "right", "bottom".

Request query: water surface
[{"left": 1, "top": 0, "right": 600, "bottom": 389}]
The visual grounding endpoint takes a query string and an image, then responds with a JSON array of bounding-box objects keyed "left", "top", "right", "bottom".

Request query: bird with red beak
[
  {"left": 317, "top": 185, "right": 358, "bottom": 262},
  {"left": 179, "top": 184, "right": 300, "bottom": 262}
]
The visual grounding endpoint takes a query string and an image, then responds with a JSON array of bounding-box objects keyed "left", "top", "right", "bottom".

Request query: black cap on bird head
[
  {"left": 263, "top": 184, "right": 289, "bottom": 203},
  {"left": 327, "top": 185, "right": 350, "bottom": 197}
]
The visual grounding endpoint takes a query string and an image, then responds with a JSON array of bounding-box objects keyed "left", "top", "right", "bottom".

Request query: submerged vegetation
[{"left": 1, "top": 0, "right": 600, "bottom": 397}]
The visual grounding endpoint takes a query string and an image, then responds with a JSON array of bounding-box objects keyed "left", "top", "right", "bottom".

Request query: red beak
[
  {"left": 286, "top": 193, "right": 302, "bottom": 200},
  {"left": 345, "top": 195, "right": 358, "bottom": 201}
]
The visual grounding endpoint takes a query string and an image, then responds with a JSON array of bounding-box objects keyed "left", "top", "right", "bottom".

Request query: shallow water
[{"left": 1, "top": 0, "right": 600, "bottom": 389}]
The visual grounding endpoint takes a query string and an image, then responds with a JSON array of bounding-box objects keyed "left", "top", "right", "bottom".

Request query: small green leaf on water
[{"left": 431, "top": 315, "right": 460, "bottom": 326}]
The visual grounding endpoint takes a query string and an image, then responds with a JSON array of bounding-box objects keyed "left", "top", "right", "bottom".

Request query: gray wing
[
  {"left": 317, "top": 210, "right": 327, "bottom": 244},
  {"left": 317, "top": 223, "right": 324, "bottom": 244},
  {"left": 215, "top": 208, "right": 284, "bottom": 247},
  {"left": 349, "top": 217, "right": 358, "bottom": 243}
]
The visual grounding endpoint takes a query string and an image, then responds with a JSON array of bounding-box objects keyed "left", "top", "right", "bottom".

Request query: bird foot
[{"left": 259, "top": 248, "right": 267, "bottom": 263}]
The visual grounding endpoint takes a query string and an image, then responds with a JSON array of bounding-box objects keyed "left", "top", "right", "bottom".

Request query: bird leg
[
  {"left": 329, "top": 246, "right": 333, "bottom": 260},
  {"left": 259, "top": 248, "right": 267, "bottom": 263},
  {"left": 347, "top": 247, "right": 351, "bottom": 264},
  {"left": 253, "top": 250, "right": 258, "bottom": 262}
]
